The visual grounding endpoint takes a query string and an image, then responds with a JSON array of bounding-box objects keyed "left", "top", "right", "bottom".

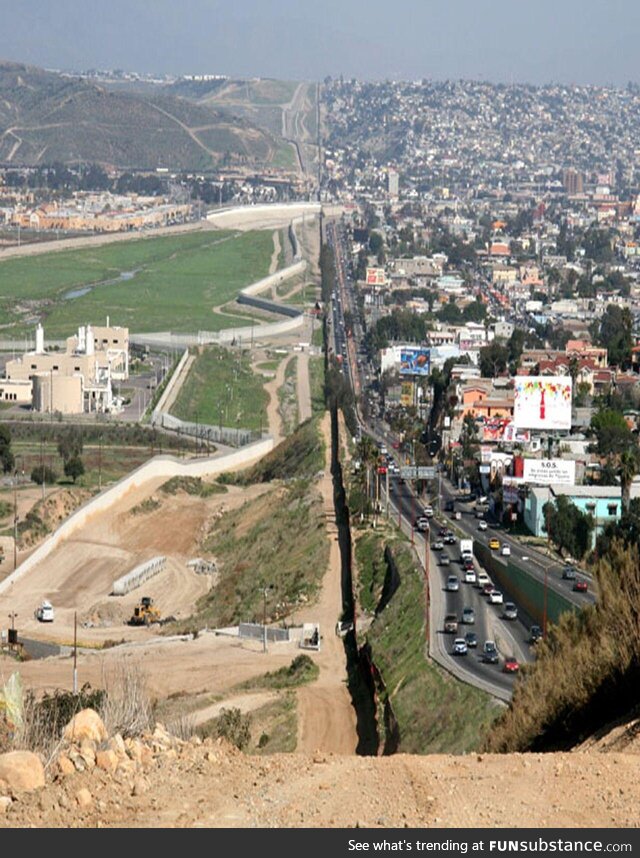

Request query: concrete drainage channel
[{"left": 329, "top": 405, "right": 380, "bottom": 755}]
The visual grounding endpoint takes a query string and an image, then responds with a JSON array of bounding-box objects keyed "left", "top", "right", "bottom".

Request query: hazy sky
[{"left": 0, "top": 0, "right": 638, "bottom": 86}]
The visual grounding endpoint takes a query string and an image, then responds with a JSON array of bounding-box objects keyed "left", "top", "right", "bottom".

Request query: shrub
[
  {"left": 211, "top": 707, "right": 252, "bottom": 750},
  {"left": 30, "top": 465, "right": 58, "bottom": 486}
]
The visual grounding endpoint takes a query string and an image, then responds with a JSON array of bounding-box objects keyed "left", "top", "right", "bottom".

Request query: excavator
[{"left": 128, "top": 596, "right": 161, "bottom": 627}]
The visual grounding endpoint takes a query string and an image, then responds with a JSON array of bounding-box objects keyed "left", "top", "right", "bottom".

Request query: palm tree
[{"left": 618, "top": 448, "right": 639, "bottom": 513}]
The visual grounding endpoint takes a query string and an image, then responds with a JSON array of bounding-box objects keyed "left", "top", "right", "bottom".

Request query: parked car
[
  {"left": 438, "top": 555, "right": 451, "bottom": 567},
  {"left": 500, "top": 543, "right": 511, "bottom": 557},
  {"left": 489, "top": 537, "right": 500, "bottom": 550},
  {"left": 444, "top": 613, "right": 459, "bottom": 633},
  {"left": 482, "top": 640, "right": 499, "bottom": 664},
  {"left": 478, "top": 520, "right": 488, "bottom": 532},
  {"left": 503, "top": 602, "right": 518, "bottom": 620},
  {"left": 465, "top": 631, "right": 478, "bottom": 648},
  {"left": 34, "top": 600, "right": 54, "bottom": 623},
  {"left": 462, "top": 607, "right": 475, "bottom": 624},
  {"left": 446, "top": 575, "right": 460, "bottom": 592},
  {"left": 504, "top": 656, "right": 520, "bottom": 674},
  {"left": 488, "top": 589, "right": 504, "bottom": 605},
  {"left": 574, "top": 578, "right": 589, "bottom": 592},
  {"left": 452, "top": 638, "right": 468, "bottom": 656}
]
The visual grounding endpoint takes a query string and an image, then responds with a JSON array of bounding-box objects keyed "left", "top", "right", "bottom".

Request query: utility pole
[
  {"left": 98, "top": 434, "right": 103, "bottom": 491},
  {"left": 13, "top": 472, "right": 18, "bottom": 571},
  {"left": 73, "top": 611, "right": 78, "bottom": 694}
]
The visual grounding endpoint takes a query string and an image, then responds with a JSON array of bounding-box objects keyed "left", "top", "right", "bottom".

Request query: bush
[
  {"left": 99, "top": 659, "right": 154, "bottom": 738},
  {"left": 30, "top": 464, "right": 58, "bottom": 486},
  {"left": 211, "top": 707, "right": 251, "bottom": 750}
]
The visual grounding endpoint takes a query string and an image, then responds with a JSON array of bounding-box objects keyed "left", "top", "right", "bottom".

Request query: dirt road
[
  {"left": 264, "top": 354, "right": 294, "bottom": 444},
  {"left": 290, "top": 413, "right": 357, "bottom": 754}
]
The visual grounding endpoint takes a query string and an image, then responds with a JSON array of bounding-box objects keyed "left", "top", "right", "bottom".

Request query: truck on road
[{"left": 460, "top": 538, "right": 474, "bottom": 563}]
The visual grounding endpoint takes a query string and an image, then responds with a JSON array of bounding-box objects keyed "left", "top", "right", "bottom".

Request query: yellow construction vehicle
[{"left": 129, "top": 596, "right": 161, "bottom": 627}]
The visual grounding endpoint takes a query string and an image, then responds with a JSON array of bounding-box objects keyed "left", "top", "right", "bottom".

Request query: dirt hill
[{"left": 0, "top": 62, "right": 288, "bottom": 169}]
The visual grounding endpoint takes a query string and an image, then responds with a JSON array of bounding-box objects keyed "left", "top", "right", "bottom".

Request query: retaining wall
[
  {"left": 0, "top": 437, "right": 274, "bottom": 595},
  {"left": 206, "top": 202, "right": 321, "bottom": 230}
]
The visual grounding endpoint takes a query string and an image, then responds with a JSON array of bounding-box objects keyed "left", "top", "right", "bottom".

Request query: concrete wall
[
  {"left": 206, "top": 202, "right": 321, "bottom": 231},
  {"left": 151, "top": 349, "right": 189, "bottom": 422},
  {"left": 0, "top": 437, "right": 274, "bottom": 595}
]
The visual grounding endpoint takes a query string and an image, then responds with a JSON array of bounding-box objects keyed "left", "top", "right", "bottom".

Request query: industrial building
[{"left": 0, "top": 321, "right": 129, "bottom": 414}]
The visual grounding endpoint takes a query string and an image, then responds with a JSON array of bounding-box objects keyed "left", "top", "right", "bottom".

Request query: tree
[
  {"left": 479, "top": 342, "right": 509, "bottom": 378},
  {"left": 0, "top": 424, "right": 14, "bottom": 474},
  {"left": 618, "top": 448, "right": 639, "bottom": 513},
  {"left": 543, "top": 496, "right": 593, "bottom": 560},
  {"left": 590, "top": 409, "right": 634, "bottom": 458},
  {"left": 57, "top": 427, "right": 84, "bottom": 464},
  {"left": 64, "top": 456, "right": 85, "bottom": 484},
  {"left": 590, "top": 304, "right": 633, "bottom": 368}
]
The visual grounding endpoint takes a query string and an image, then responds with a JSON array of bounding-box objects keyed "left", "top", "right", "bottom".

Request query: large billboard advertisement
[
  {"left": 482, "top": 418, "right": 531, "bottom": 444},
  {"left": 400, "top": 381, "right": 414, "bottom": 407},
  {"left": 366, "top": 267, "right": 386, "bottom": 285},
  {"left": 523, "top": 459, "right": 576, "bottom": 486},
  {"left": 513, "top": 376, "right": 572, "bottom": 430},
  {"left": 400, "top": 348, "right": 430, "bottom": 377}
]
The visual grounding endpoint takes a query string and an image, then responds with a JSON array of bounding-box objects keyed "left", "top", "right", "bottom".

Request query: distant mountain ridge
[{"left": 0, "top": 61, "right": 292, "bottom": 170}]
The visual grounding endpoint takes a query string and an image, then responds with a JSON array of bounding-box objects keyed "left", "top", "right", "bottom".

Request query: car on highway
[
  {"left": 446, "top": 575, "right": 460, "bottom": 592},
  {"left": 562, "top": 565, "right": 577, "bottom": 580},
  {"left": 476, "top": 571, "right": 491, "bottom": 588},
  {"left": 414, "top": 517, "right": 430, "bottom": 532},
  {"left": 438, "top": 527, "right": 448, "bottom": 537},
  {"left": 423, "top": 505, "right": 434, "bottom": 518},
  {"left": 464, "top": 567, "right": 477, "bottom": 584},
  {"left": 444, "top": 613, "right": 459, "bottom": 633},
  {"left": 432, "top": 540, "right": 444, "bottom": 551},
  {"left": 461, "top": 607, "right": 475, "bottom": 624},
  {"left": 529, "top": 625, "right": 544, "bottom": 644},
  {"left": 574, "top": 578, "right": 589, "bottom": 592},
  {"left": 452, "top": 638, "right": 468, "bottom": 656},
  {"left": 503, "top": 602, "right": 518, "bottom": 620},
  {"left": 465, "top": 631, "right": 478, "bottom": 648},
  {"left": 488, "top": 589, "right": 504, "bottom": 605},
  {"left": 452, "top": 511, "right": 462, "bottom": 520},
  {"left": 503, "top": 656, "right": 520, "bottom": 674},
  {"left": 438, "top": 555, "right": 451, "bottom": 567},
  {"left": 478, "top": 520, "right": 488, "bottom": 531},
  {"left": 500, "top": 543, "right": 511, "bottom": 557},
  {"left": 443, "top": 533, "right": 457, "bottom": 545},
  {"left": 489, "top": 537, "right": 500, "bottom": 550},
  {"left": 482, "top": 640, "right": 499, "bottom": 664}
]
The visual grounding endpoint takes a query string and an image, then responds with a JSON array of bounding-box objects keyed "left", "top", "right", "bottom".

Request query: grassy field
[
  {"left": 355, "top": 530, "right": 501, "bottom": 754},
  {"left": 278, "top": 357, "right": 299, "bottom": 436},
  {"left": 0, "top": 229, "right": 276, "bottom": 335},
  {"left": 308, "top": 356, "right": 325, "bottom": 417},
  {"left": 170, "top": 345, "right": 269, "bottom": 432}
]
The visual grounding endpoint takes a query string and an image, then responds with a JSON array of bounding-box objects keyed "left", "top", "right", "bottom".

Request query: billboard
[
  {"left": 400, "top": 381, "right": 414, "bottom": 407},
  {"left": 523, "top": 459, "right": 576, "bottom": 486},
  {"left": 513, "top": 376, "right": 572, "bottom": 430},
  {"left": 366, "top": 267, "right": 386, "bottom": 285},
  {"left": 400, "top": 348, "right": 431, "bottom": 377},
  {"left": 482, "top": 418, "right": 531, "bottom": 444}
]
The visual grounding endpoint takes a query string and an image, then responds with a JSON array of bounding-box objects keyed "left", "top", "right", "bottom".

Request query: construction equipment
[{"left": 128, "top": 596, "right": 161, "bottom": 627}]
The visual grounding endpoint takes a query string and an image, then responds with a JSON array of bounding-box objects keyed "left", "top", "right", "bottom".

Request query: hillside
[{"left": 0, "top": 62, "right": 291, "bottom": 170}]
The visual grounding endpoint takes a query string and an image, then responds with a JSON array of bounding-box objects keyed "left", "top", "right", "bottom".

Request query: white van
[{"left": 35, "top": 600, "right": 54, "bottom": 622}]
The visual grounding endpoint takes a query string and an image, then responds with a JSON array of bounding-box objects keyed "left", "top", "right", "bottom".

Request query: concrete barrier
[
  {"left": 206, "top": 202, "right": 321, "bottom": 231},
  {"left": 0, "top": 436, "right": 274, "bottom": 595},
  {"left": 151, "top": 349, "right": 189, "bottom": 422}
]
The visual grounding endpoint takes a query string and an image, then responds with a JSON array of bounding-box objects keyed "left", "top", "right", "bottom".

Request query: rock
[
  {"left": 125, "top": 739, "right": 143, "bottom": 762},
  {"left": 132, "top": 777, "right": 147, "bottom": 796},
  {"left": 0, "top": 796, "right": 12, "bottom": 814},
  {"left": 96, "top": 750, "right": 118, "bottom": 774},
  {"left": 75, "top": 788, "right": 92, "bottom": 808},
  {"left": 59, "top": 792, "right": 71, "bottom": 809},
  {"left": 110, "top": 734, "right": 127, "bottom": 757},
  {"left": 189, "top": 735, "right": 202, "bottom": 746},
  {"left": 0, "top": 751, "right": 45, "bottom": 792},
  {"left": 63, "top": 709, "right": 107, "bottom": 745},
  {"left": 140, "top": 747, "right": 154, "bottom": 771},
  {"left": 57, "top": 755, "right": 75, "bottom": 777}
]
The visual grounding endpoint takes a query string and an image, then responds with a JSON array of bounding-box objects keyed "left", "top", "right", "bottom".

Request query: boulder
[
  {"left": 75, "top": 788, "right": 92, "bottom": 808},
  {"left": 56, "top": 755, "right": 75, "bottom": 777},
  {"left": 0, "top": 751, "right": 45, "bottom": 792},
  {"left": 96, "top": 750, "right": 118, "bottom": 774},
  {"left": 63, "top": 709, "right": 107, "bottom": 745}
]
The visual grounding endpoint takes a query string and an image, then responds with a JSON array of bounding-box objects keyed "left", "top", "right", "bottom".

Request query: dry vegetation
[{"left": 487, "top": 539, "right": 640, "bottom": 752}]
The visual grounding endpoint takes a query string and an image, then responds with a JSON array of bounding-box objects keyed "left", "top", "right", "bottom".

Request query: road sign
[{"left": 417, "top": 466, "right": 436, "bottom": 479}]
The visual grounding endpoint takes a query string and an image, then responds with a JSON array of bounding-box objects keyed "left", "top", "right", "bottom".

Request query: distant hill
[{"left": 0, "top": 62, "right": 294, "bottom": 170}]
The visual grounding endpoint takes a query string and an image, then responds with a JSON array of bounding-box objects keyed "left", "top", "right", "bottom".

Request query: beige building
[{"left": 2, "top": 321, "right": 129, "bottom": 414}]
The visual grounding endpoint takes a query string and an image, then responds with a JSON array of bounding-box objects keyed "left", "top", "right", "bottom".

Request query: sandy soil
[{"left": 289, "top": 414, "right": 357, "bottom": 755}]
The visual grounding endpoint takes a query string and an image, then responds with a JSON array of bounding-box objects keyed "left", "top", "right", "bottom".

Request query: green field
[
  {"left": 0, "top": 229, "right": 276, "bottom": 335},
  {"left": 170, "top": 345, "right": 269, "bottom": 432}
]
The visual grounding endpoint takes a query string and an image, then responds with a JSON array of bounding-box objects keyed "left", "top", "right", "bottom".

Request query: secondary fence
[
  {"left": 154, "top": 411, "right": 259, "bottom": 447},
  {"left": 112, "top": 556, "right": 166, "bottom": 596},
  {"left": 238, "top": 623, "right": 291, "bottom": 643}
]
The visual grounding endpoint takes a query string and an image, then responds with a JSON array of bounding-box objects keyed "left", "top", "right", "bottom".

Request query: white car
[
  {"left": 464, "top": 568, "right": 477, "bottom": 584},
  {"left": 476, "top": 571, "right": 491, "bottom": 588},
  {"left": 478, "top": 520, "right": 488, "bottom": 532},
  {"left": 452, "top": 638, "right": 468, "bottom": 656},
  {"left": 423, "top": 505, "right": 434, "bottom": 518},
  {"left": 488, "top": 589, "right": 504, "bottom": 605},
  {"left": 500, "top": 543, "right": 511, "bottom": 557},
  {"left": 446, "top": 575, "right": 460, "bottom": 592}
]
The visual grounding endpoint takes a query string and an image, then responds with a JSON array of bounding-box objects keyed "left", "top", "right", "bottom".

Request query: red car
[
  {"left": 377, "top": 465, "right": 387, "bottom": 475},
  {"left": 503, "top": 657, "right": 520, "bottom": 673},
  {"left": 481, "top": 582, "right": 494, "bottom": 597},
  {"left": 573, "top": 579, "right": 588, "bottom": 592}
]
